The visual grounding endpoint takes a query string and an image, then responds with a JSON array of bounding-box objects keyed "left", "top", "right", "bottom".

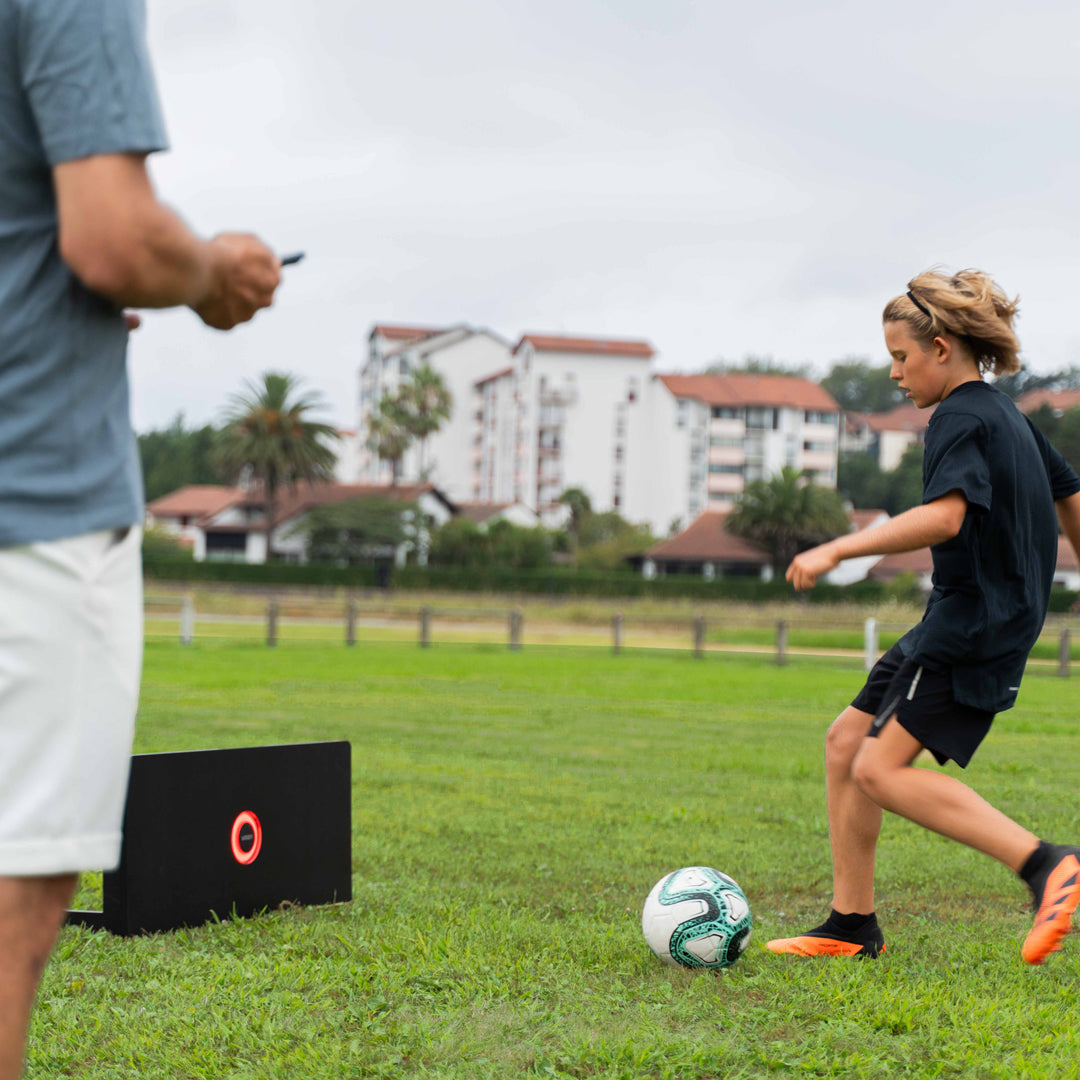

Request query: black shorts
[{"left": 850, "top": 643, "right": 995, "bottom": 768}]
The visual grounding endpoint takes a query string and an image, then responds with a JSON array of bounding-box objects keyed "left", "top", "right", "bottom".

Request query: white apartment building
[
  {"left": 358, "top": 323, "right": 513, "bottom": 502},
  {"left": 471, "top": 334, "right": 656, "bottom": 524},
  {"left": 634, "top": 373, "right": 842, "bottom": 536}
]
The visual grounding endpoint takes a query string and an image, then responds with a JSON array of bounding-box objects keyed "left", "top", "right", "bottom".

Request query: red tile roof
[
  {"left": 863, "top": 403, "right": 935, "bottom": 433},
  {"left": 515, "top": 334, "right": 655, "bottom": 358},
  {"left": 657, "top": 373, "right": 839, "bottom": 412},
  {"left": 369, "top": 324, "right": 446, "bottom": 343},
  {"left": 1017, "top": 389, "right": 1080, "bottom": 414},
  {"left": 648, "top": 507, "right": 886, "bottom": 564},
  {"left": 849, "top": 509, "right": 889, "bottom": 530},
  {"left": 455, "top": 501, "right": 514, "bottom": 524},
  {"left": 271, "top": 482, "right": 438, "bottom": 525},
  {"left": 147, "top": 485, "right": 244, "bottom": 519},
  {"left": 647, "top": 512, "right": 770, "bottom": 564},
  {"left": 475, "top": 366, "right": 515, "bottom": 387},
  {"left": 867, "top": 548, "right": 934, "bottom": 581}
]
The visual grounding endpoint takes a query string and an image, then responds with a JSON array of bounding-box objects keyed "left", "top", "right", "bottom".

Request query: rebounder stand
[{"left": 67, "top": 741, "right": 352, "bottom": 936}]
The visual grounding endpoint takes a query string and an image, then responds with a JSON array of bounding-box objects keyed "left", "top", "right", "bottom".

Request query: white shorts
[{"left": 0, "top": 527, "right": 143, "bottom": 875}]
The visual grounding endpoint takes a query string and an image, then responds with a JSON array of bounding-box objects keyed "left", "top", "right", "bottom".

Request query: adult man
[{"left": 0, "top": 1, "right": 281, "bottom": 1074}]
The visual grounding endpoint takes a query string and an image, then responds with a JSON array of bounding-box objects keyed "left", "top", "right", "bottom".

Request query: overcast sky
[{"left": 129, "top": 0, "right": 1080, "bottom": 432}]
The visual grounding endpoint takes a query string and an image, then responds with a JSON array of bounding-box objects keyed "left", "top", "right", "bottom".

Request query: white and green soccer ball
[{"left": 641, "top": 866, "right": 752, "bottom": 969}]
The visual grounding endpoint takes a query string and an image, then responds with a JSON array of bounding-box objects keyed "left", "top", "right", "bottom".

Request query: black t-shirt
[{"left": 898, "top": 381, "right": 1080, "bottom": 712}]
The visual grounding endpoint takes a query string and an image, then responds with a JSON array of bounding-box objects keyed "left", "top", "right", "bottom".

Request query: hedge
[{"left": 137, "top": 554, "right": 1071, "bottom": 607}]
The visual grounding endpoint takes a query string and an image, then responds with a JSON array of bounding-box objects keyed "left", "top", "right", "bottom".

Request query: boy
[{"left": 765, "top": 271, "right": 1080, "bottom": 965}]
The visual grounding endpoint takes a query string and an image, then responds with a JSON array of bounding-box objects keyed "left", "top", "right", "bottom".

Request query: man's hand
[
  {"left": 786, "top": 542, "right": 841, "bottom": 592},
  {"left": 192, "top": 233, "right": 281, "bottom": 331}
]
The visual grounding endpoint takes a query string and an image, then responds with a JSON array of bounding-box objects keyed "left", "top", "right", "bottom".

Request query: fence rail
[{"left": 144, "top": 594, "right": 1077, "bottom": 676}]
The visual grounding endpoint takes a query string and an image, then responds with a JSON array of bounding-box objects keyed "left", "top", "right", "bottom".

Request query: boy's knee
[
  {"left": 825, "top": 708, "right": 871, "bottom": 772},
  {"left": 851, "top": 747, "right": 890, "bottom": 803}
]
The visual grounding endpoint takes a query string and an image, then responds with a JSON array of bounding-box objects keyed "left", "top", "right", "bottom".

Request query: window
[
  {"left": 709, "top": 436, "right": 743, "bottom": 448},
  {"left": 711, "top": 406, "right": 742, "bottom": 419},
  {"left": 709, "top": 463, "right": 745, "bottom": 474},
  {"left": 676, "top": 400, "right": 688, "bottom": 429},
  {"left": 746, "top": 407, "right": 771, "bottom": 428},
  {"left": 803, "top": 440, "right": 835, "bottom": 452},
  {"left": 804, "top": 410, "right": 838, "bottom": 425}
]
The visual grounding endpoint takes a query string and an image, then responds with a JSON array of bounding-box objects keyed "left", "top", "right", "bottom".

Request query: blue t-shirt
[
  {"left": 0, "top": 0, "right": 168, "bottom": 547},
  {"left": 899, "top": 381, "right": 1080, "bottom": 712}
]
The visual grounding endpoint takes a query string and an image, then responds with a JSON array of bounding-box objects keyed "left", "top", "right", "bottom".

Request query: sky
[{"left": 130, "top": 0, "right": 1080, "bottom": 432}]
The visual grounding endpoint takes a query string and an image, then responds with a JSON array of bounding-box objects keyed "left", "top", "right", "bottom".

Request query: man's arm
[
  {"left": 1057, "top": 491, "right": 1080, "bottom": 566},
  {"left": 53, "top": 153, "right": 280, "bottom": 330},
  {"left": 786, "top": 491, "right": 967, "bottom": 591}
]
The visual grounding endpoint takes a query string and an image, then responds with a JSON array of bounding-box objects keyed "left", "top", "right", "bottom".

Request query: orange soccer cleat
[
  {"left": 766, "top": 913, "right": 885, "bottom": 959},
  {"left": 1022, "top": 848, "right": 1080, "bottom": 965}
]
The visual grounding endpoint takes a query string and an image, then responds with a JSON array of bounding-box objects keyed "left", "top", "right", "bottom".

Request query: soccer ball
[{"left": 641, "top": 866, "right": 752, "bottom": 969}]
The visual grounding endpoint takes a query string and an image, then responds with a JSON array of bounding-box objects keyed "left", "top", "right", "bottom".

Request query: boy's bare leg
[
  {"left": 0, "top": 874, "right": 78, "bottom": 1080},
  {"left": 825, "top": 707, "right": 883, "bottom": 913},
  {"left": 852, "top": 719, "right": 1038, "bottom": 871}
]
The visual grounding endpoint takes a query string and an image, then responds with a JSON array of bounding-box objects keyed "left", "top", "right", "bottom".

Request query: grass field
[{"left": 39, "top": 640, "right": 1080, "bottom": 1079}]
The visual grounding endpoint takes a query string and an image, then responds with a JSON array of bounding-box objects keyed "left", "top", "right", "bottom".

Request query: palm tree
[
  {"left": 558, "top": 486, "right": 592, "bottom": 566},
  {"left": 394, "top": 363, "right": 453, "bottom": 479},
  {"left": 214, "top": 372, "right": 339, "bottom": 560},
  {"left": 726, "top": 467, "right": 851, "bottom": 576},
  {"left": 366, "top": 395, "right": 412, "bottom": 486}
]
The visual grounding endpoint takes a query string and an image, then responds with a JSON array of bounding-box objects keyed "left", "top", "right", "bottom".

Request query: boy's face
[{"left": 884, "top": 320, "right": 950, "bottom": 408}]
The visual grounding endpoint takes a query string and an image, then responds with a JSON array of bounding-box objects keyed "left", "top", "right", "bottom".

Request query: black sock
[
  {"left": 827, "top": 909, "right": 877, "bottom": 934},
  {"left": 1020, "top": 840, "right": 1065, "bottom": 905}
]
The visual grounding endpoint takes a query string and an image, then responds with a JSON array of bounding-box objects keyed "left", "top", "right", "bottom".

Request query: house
[
  {"left": 638, "top": 373, "right": 842, "bottom": 537},
  {"left": 637, "top": 511, "right": 770, "bottom": 580},
  {"left": 453, "top": 501, "right": 539, "bottom": 530},
  {"left": 637, "top": 507, "right": 888, "bottom": 583},
  {"left": 358, "top": 323, "right": 514, "bottom": 502},
  {"left": 147, "top": 482, "right": 455, "bottom": 565},
  {"left": 841, "top": 404, "right": 934, "bottom": 472}
]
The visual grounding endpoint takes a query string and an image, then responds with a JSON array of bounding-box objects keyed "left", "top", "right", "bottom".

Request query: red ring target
[{"left": 230, "top": 811, "right": 262, "bottom": 865}]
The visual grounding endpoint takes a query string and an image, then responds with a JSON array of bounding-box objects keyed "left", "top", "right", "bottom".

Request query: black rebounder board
[{"left": 67, "top": 741, "right": 352, "bottom": 936}]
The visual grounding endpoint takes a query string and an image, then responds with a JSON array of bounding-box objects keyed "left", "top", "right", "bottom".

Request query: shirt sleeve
[
  {"left": 1024, "top": 417, "right": 1080, "bottom": 501},
  {"left": 17, "top": 0, "right": 168, "bottom": 165},
  {"left": 921, "top": 410, "right": 992, "bottom": 512}
]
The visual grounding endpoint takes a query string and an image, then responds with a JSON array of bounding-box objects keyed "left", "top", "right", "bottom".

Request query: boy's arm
[
  {"left": 1057, "top": 491, "right": 1080, "bottom": 565},
  {"left": 786, "top": 491, "right": 967, "bottom": 591}
]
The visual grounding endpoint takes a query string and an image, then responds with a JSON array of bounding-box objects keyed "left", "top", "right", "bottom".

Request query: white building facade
[
  {"left": 637, "top": 374, "right": 842, "bottom": 536},
  {"left": 358, "top": 323, "right": 513, "bottom": 502},
  {"left": 471, "top": 334, "right": 656, "bottom": 524}
]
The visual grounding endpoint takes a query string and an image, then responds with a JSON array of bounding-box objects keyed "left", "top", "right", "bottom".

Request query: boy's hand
[{"left": 786, "top": 542, "right": 841, "bottom": 592}]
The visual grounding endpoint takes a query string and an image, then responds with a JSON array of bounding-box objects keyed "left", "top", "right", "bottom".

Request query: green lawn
[{"left": 38, "top": 640, "right": 1080, "bottom": 1079}]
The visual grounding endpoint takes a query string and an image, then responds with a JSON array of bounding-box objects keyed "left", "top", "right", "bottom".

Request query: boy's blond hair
[{"left": 882, "top": 269, "right": 1021, "bottom": 376}]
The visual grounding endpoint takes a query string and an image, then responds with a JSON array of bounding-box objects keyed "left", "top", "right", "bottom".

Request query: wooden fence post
[
  {"left": 1060, "top": 627, "right": 1071, "bottom": 678},
  {"left": 509, "top": 609, "right": 523, "bottom": 651},
  {"left": 345, "top": 598, "right": 358, "bottom": 646},
  {"left": 693, "top": 617, "right": 705, "bottom": 659},
  {"left": 180, "top": 594, "right": 194, "bottom": 646},
  {"left": 864, "top": 617, "right": 878, "bottom": 671},
  {"left": 420, "top": 607, "right": 431, "bottom": 648},
  {"left": 776, "top": 620, "right": 788, "bottom": 666},
  {"left": 266, "top": 598, "right": 278, "bottom": 647},
  {"left": 613, "top": 612, "right": 624, "bottom": 655}
]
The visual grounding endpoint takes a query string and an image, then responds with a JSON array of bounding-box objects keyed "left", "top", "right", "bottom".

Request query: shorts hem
[{"left": 0, "top": 834, "right": 122, "bottom": 876}]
